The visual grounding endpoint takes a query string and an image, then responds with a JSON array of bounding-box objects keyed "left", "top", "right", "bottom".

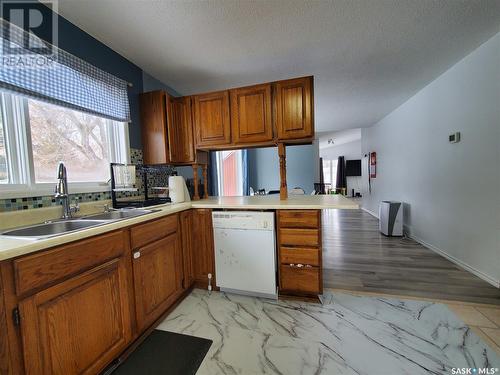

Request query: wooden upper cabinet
[
  {"left": 19, "top": 258, "right": 133, "bottom": 375},
  {"left": 167, "top": 96, "right": 195, "bottom": 163},
  {"left": 139, "top": 91, "right": 170, "bottom": 164},
  {"left": 230, "top": 83, "right": 273, "bottom": 144},
  {"left": 275, "top": 76, "right": 314, "bottom": 141},
  {"left": 139, "top": 76, "right": 315, "bottom": 153},
  {"left": 193, "top": 90, "right": 231, "bottom": 147}
]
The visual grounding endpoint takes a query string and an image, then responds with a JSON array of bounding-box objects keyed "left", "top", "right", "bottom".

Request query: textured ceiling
[
  {"left": 57, "top": 0, "right": 500, "bottom": 133},
  {"left": 319, "top": 129, "right": 361, "bottom": 150}
]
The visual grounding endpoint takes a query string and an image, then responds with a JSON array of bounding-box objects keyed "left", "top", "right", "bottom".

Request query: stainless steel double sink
[{"left": 1, "top": 209, "right": 158, "bottom": 240}]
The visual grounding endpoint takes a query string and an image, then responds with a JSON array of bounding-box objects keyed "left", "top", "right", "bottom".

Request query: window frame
[{"left": 0, "top": 92, "right": 130, "bottom": 199}]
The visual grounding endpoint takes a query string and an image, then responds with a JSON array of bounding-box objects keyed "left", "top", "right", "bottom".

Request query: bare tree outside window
[{"left": 28, "top": 99, "right": 111, "bottom": 183}]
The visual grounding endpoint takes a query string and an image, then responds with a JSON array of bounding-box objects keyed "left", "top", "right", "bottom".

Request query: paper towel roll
[{"left": 168, "top": 176, "right": 185, "bottom": 203}]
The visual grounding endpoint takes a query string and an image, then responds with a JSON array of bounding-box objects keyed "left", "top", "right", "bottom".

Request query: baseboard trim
[
  {"left": 361, "top": 207, "right": 378, "bottom": 219},
  {"left": 361, "top": 206, "right": 499, "bottom": 288},
  {"left": 406, "top": 230, "right": 500, "bottom": 289}
]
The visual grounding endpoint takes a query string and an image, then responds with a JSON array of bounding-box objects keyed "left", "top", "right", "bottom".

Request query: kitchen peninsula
[
  {"left": 0, "top": 194, "right": 357, "bottom": 374},
  {"left": 0, "top": 194, "right": 357, "bottom": 261}
]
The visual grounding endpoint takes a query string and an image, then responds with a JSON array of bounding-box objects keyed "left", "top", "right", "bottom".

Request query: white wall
[
  {"left": 320, "top": 139, "right": 363, "bottom": 195},
  {"left": 361, "top": 32, "right": 500, "bottom": 286},
  {"left": 320, "top": 139, "right": 361, "bottom": 161}
]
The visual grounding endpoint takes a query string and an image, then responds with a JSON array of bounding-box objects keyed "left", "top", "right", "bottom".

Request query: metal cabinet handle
[
  {"left": 133, "top": 251, "right": 141, "bottom": 259},
  {"left": 289, "top": 263, "right": 313, "bottom": 268}
]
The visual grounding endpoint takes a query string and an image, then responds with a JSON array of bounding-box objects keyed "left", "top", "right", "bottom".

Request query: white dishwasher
[{"left": 212, "top": 211, "right": 277, "bottom": 299}]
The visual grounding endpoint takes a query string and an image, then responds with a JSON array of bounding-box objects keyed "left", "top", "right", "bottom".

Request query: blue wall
[
  {"left": 56, "top": 14, "right": 146, "bottom": 148},
  {"left": 248, "top": 145, "right": 315, "bottom": 194},
  {"left": 142, "top": 72, "right": 181, "bottom": 96}
]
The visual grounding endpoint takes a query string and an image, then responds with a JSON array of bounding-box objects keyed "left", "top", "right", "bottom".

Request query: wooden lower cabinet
[
  {"left": 277, "top": 210, "right": 322, "bottom": 297},
  {"left": 19, "top": 258, "right": 132, "bottom": 375},
  {"left": 0, "top": 282, "right": 12, "bottom": 374},
  {"left": 180, "top": 210, "right": 195, "bottom": 289},
  {"left": 132, "top": 232, "right": 183, "bottom": 332},
  {"left": 279, "top": 265, "right": 320, "bottom": 295},
  {"left": 0, "top": 211, "right": 200, "bottom": 374},
  {"left": 192, "top": 209, "right": 215, "bottom": 288}
]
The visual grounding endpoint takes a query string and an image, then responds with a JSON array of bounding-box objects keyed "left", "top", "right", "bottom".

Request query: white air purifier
[{"left": 379, "top": 201, "right": 403, "bottom": 236}]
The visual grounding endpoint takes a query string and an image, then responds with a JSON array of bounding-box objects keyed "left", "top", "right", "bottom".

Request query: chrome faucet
[{"left": 54, "top": 162, "right": 79, "bottom": 219}]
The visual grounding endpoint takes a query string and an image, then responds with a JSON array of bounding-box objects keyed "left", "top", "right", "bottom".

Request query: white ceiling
[
  {"left": 57, "top": 0, "right": 500, "bottom": 133},
  {"left": 318, "top": 129, "right": 361, "bottom": 150}
]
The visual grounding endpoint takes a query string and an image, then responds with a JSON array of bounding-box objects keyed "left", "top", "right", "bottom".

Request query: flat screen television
[{"left": 345, "top": 159, "right": 362, "bottom": 176}]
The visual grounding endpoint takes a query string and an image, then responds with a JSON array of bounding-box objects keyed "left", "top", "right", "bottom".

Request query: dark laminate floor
[{"left": 322, "top": 209, "right": 500, "bottom": 305}]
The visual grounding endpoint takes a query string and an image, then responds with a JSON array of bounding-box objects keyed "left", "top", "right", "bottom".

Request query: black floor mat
[{"left": 112, "top": 330, "right": 212, "bottom": 375}]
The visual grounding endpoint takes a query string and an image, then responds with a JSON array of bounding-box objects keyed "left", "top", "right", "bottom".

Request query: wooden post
[
  {"left": 202, "top": 164, "right": 208, "bottom": 199},
  {"left": 192, "top": 164, "right": 200, "bottom": 200},
  {"left": 278, "top": 143, "right": 287, "bottom": 200}
]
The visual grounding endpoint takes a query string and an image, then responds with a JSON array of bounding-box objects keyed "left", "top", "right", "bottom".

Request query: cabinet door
[
  {"left": 180, "top": 210, "right": 195, "bottom": 289},
  {"left": 19, "top": 258, "right": 132, "bottom": 375},
  {"left": 192, "top": 209, "right": 215, "bottom": 288},
  {"left": 0, "top": 283, "right": 11, "bottom": 375},
  {"left": 193, "top": 91, "right": 231, "bottom": 147},
  {"left": 167, "top": 96, "right": 195, "bottom": 163},
  {"left": 132, "top": 233, "right": 182, "bottom": 332},
  {"left": 139, "top": 91, "right": 170, "bottom": 164},
  {"left": 275, "top": 76, "right": 314, "bottom": 140},
  {"left": 230, "top": 83, "right": 273, "bottom": 144}
]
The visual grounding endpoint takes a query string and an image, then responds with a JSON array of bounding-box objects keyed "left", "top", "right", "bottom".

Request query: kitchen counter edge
[{"left": 0, "top": 196, "right": 359, "bottom": 261}]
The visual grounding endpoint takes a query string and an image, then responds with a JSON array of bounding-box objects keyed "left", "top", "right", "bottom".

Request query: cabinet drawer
[
  {"left": 280, "top": 265, "right": 320, "bottom": 295},
  {"left": 14, "top": 231, "right": 125, "bottom": 296},
  {"left": 279, "top": 228, "right": 319, "bottom": 247},
  {"left": 280, "top": 247, "right": 319, "bottom": 266},
  {"left": 278, "top": 210, "right": 319, "bottom": 229},
  {"left": 131, "top": 215, "right": 178, "bottom": 249}
]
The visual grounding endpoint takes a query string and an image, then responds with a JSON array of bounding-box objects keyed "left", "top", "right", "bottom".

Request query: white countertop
[
  {"left": 0, "top": 202, "right": 191, "bottom": 262},
  {"left": 191, "top": 194, "right": 359, "bottom": 210},
  {"left": 0, "top": 195, "right": 358, "bottom": 261}
]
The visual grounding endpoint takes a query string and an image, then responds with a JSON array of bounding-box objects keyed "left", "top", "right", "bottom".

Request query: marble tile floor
[
  {"left": 157, "top": 289, "right": 500, "bottom": 375},
  {"left": 329, "top": 288, "right": 500, "bottom": 355}
]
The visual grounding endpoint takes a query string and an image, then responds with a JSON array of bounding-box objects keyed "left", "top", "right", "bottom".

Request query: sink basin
[
  {"left": 1, "top": 209, "right": 159, "bottom": 240},
  {"left": 1, "top": 220, "right": 108, "bottom": 239},
  {"left": 82, "top": 209, "right": 155, "bottom": 221}
]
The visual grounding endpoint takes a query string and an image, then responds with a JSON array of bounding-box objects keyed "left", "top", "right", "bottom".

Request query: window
[
  {"left": 322, "top": 159, "right": 338, "bottom": 190},
  {"left": 0, "top": 114, "right": 7, "bottom": 183},
  {"left": 215, "top": 150, "right": 243, "bottom": 196},
  {"left": 0, "top": 91, "right": 129, "bottom": 197}
]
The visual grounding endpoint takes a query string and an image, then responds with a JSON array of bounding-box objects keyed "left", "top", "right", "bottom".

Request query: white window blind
[{"left": 0, "top": 18, "right": 131, "bottom": 122}]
